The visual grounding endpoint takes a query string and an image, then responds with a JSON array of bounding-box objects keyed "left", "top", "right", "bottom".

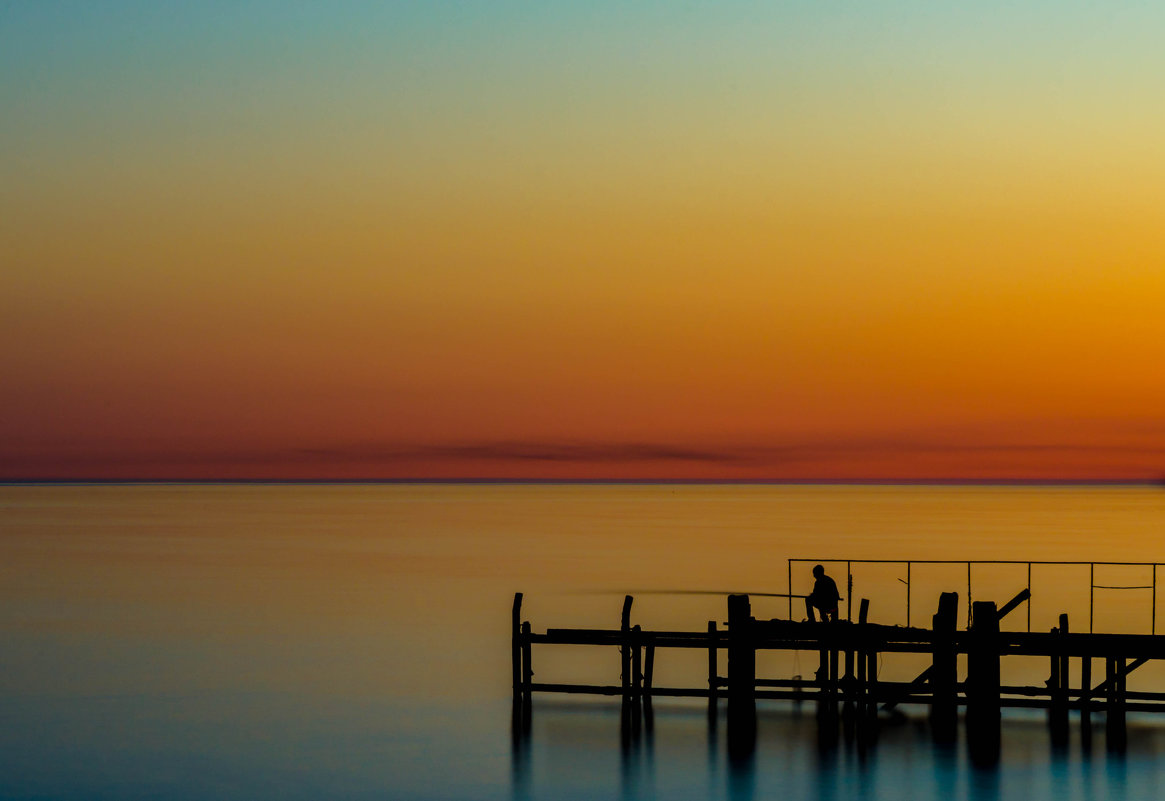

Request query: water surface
[{"left": 2, "top": 483, "right": 1165, "bottom": 799}]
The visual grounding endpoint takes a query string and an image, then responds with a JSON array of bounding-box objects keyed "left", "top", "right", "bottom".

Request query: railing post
[
  {"left": 788, "top": 560, "right": 794, "bottom": 621},
  {"left": 1090, "top": 563, "right": 1095, "bottom": 634},
  {"left": 967, "top": 562, "right": 972, "bottom": 629},
  {"left": 1027, "top": 563, "right": 1032, "bottom": 633},
  {"left": 847, "top": 561, "right": 853, "bottom": 622},
  {"left": 906, "top": 561, "right": 911, "bottom": 628}
]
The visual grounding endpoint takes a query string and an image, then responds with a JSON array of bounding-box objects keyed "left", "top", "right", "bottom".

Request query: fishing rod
[{"left": 582, "top": 589, "right": 812, "bottom": 598}]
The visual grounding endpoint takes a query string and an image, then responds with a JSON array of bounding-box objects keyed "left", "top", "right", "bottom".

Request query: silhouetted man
[{"left": 807, "top": 564, "right": 840, "bottom": 622}]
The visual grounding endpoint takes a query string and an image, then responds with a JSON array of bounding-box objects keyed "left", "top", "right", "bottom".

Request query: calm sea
[{"left": 3, "top": 483, "right": 1165, "bottom": 800}]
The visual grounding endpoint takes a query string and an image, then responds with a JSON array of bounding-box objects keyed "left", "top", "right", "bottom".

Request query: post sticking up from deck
[
  {"left": 512, "top": 593, "right": 523, "bottom": 701},
  {"left": 511, "top": 592, "right": 531, "bottom": 744},
  {"left": 618, "top": 596, "right": 643, "bottom": 747},
  {"left": 727, "top": 594, "right": 756, "bottom": 760},
  {"left": 967, "top": 600, "right": 1001, "bottom": 766},
  {"left": 931, "top": 592, "right": 959, "bottom": 743},
  {"left": 620, "top": 595, "right": 633, "bottom": 699}
]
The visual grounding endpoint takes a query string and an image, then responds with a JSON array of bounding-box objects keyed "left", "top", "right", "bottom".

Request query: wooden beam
[{"left": 996, "top": 588, "right": 1031, "bottom": 621}]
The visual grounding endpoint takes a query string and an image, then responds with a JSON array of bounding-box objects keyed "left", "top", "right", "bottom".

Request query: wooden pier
[{"left": 511, "top": 581, "right": 1165, "bottom": 764}]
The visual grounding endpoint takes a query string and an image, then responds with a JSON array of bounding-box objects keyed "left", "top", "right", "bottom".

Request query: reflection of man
[{"left": 807, "top": 564, "right": 840, "bottom": 622}]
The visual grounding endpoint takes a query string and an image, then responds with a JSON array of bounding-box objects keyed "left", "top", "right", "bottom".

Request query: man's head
[{"left": 813, "top": 564, "right": 824, "bottom": 578}]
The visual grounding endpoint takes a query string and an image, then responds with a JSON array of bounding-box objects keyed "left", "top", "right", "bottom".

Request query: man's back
[{"left": 814, "top": 574, "right": 839, "bottom": 603}]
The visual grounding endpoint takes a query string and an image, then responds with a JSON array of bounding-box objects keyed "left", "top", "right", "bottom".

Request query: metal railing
[{"left": 788, "top": 558, "right": 1162, "bottom": 634}]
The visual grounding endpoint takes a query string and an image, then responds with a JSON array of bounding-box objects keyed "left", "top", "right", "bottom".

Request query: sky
[{"left": 3, "top": 2, "right": 1165, "bottom": 480}]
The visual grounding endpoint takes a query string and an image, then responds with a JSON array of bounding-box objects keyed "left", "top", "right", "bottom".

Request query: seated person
[{"left": 806, "top": 564, "right": 840, "bottom": 622}]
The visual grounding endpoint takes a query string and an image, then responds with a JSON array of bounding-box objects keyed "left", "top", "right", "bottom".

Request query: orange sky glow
[{"left": 3, "top": 4, "right": 1164, "bottom": 480}]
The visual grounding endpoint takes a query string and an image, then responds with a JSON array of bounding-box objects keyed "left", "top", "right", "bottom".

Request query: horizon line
[{"left": 3, "top": 478, "right": 1164, "bottom": 487}]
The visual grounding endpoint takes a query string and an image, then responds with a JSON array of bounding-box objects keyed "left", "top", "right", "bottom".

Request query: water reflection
[{"left": 512, "top": 701, "right": 1162, "bottom": 801}]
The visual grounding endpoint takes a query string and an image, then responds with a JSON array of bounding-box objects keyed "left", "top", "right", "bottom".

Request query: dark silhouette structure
[{"left": 806, "top": 565, "right": 841, "bottom": 622}]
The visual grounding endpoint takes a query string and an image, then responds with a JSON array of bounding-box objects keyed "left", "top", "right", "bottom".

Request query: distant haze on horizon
[{"left": 3, "top": 2, "right": 1164, "bottom": 481}]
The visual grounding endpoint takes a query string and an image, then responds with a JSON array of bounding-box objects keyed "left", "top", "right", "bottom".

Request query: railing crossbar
[{"left": 789, "top": 558, "right": 1163, "bottom": 636}]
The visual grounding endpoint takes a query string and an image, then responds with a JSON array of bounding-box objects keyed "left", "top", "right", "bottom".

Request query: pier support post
[
  {"left": 857, "top": 600, "right": 875, "bottom": 725},
  {"left": 512, "top": 593, "right": 524, "bottom": 703},
  {"left": 521, "top": 621, "right": 533, "bottom": 704},
  {"left": 512, "top": 593, "right": 530, "bottom": 744},
  {"left": 620, "top": 596, "right": 638, "bottom": 743},
  {"left": 1081, "top": 654, "right": 1092, "bottom": 749},
  {"left": 931, "top": 592, "right": 959, "bottom": 744},
  {"left": 967, "top": 600, "right": 1000, "bottom": 767},
  {"left": 1049, "top": 614, "right": 1069, "bottom": 746},
  {"left": 727, "top": 594, "right": 756, "bottom": 761},
  {"left": 1106, "top": 657, "right": 1127, "bottom": 751},
  {"left": 707, "top": 621, "right": 719, "bottom": 725},
  {"left": 644, "top": 640, "right": 655, "bottom": 698}
]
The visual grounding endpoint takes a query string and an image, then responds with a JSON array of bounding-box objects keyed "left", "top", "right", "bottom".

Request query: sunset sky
[{"left": 3, "top": 2, "right": 1165, "bottom": 480}]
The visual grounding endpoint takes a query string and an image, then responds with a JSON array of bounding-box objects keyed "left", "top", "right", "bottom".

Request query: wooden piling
[
  {"left": 620, "top": 595, "right": 633, "bottom": 706},
  {"left": 843, "top": 648, "right": 855, "bottom": 714},
  {"left": 829, "top": 644, "right": 840, "bottom": 714},
  {"left": 1107, "top": 656, "right": 1127, "bottom": 751},
  {"left": 512, "top": 593, "right": 524, "bottom": 701},
  {"left": 967, "top": 600, "right": 1000, "bottom": 766},
  {"left": 521, "top": 621, "right": 533, "bottom": 705},
  {"left": 727, "top": 594, "right": 756, "bottom": 759},
  {"left": 643, "top": 637, "right": 655, "bottom": 731},
  {"left": 931, "top": 592, "right": 958, "bottom": 743},
  {"left": 707, "top": 620, "right": 718, "bottom": 720},
  {"left": 1049, "top": 614, "right": 1069, "bottom": 744},
  {"left": 630, "top": 623, "right": 643, "bottom": 737},
  {"left": 1081, "top": 654, "right": 1092, "bottom": 733},
  {"left": 632, "top": 625, "right": 643, "bottom": 699},
  {"left": 644, "top": 641, "right": 655, "bottom": 699},
  {"left": 858, "top": 599, "right": 873, "bottom": 723},
  {"left": 865, "top": 648, "right": 878, "bottom": 724}
]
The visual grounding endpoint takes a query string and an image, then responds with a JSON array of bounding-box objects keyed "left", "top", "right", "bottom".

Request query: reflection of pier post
[{"left": 726, "top": 594, "right": 756, "bottom": 763}]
